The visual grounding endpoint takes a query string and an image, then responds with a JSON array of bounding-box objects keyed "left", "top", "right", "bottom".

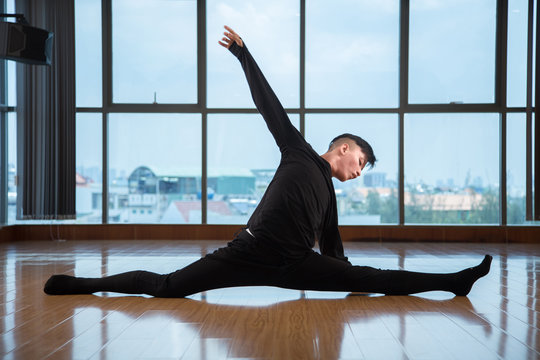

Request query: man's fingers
[
  {"left": 224, "top": 32, "right": 238, "bottom": 41},
  {"left": 220, "top": 25, "right": 242, "bottom": 48},
  {"left": 224, "top": 25, "right": 237, "bottom": 35},
  {"left": 218, "top": 38, "right": 231, "bottom": 48},
  {"left": 219, "top": 35, "right": 234, "bottom": 47},
  {"left": 224, "top": 26, "right": 241, "bottom": 41}
]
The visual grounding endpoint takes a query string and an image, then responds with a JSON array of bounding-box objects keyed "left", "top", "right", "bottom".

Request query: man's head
[{"left": 321, "top": 133, "right": 376, "bottom": 182}]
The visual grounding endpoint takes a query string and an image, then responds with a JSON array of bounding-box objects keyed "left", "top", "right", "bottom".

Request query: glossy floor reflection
[{"left": 0, "top": 240, "right": 538, "bottom": 359}]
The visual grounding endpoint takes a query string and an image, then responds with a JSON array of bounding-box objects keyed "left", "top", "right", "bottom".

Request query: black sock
[
  {"left": 377, "top": 255, "right": 493, "bottom": 296},
  {"left": 43, "top": 274, "right": 96, "bottom": 295},
  {"left": 449, "top": 254, "right": 493, "bottom": 296},
  {"left": 44, "top": 271, "right": 166, "bottom": 296}
]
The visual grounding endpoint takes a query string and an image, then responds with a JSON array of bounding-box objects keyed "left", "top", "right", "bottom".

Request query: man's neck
[{"left": 320, "top": 153, "right": 336, "bottom": 178}]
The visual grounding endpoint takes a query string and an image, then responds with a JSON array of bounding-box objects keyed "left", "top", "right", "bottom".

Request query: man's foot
[
  {"left": 451, "top": 255, "right": 493, "bottom": 296},
  {"left": 44, "top": 274, "right": 92, "bottom": 295}
]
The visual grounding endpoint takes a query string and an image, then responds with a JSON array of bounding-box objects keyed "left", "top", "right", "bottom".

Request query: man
[{"left": 44, "top": 26, "right": 491, "bottom": 298}]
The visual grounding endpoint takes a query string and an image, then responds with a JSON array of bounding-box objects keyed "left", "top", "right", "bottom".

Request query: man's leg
[
  {"left": 277, "top": 252, "right": 492, "bottom": 296},
  {"left": 44, "top": 254, "right": 278, "bottom": 297}
]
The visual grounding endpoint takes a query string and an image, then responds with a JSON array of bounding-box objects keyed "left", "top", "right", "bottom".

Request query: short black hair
[{"left": 328, "top": 133, "right": 376, "bottom": 169}]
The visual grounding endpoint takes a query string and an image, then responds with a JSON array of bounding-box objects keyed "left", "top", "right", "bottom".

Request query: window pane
[
  {"left": 207, "top": 0, "right": 299, "bottom": 108},
  {"left": 7, "top": 60, "right": 15, "bottom": 107},
  {"left": 534, "top": 0, "right": 537, "bottom": 107},
  {"left": 306, "top": 0, "right": 399, "bottom": 108},
  {"left": 75, "top": 0, "right": 102, "bottom": 107},
  {"left": 533, "top": 114, "right": 536, "bottom": 217},
  {"left": 507, "top": 113, "right": 526, "bottom": 224},
  {"left": 108, "top": 114, "right": 201, "bottom": 223},
  {"left": 409, "top": 0, "right": 497, "bottom": 104},
  {"left": 76, "top": 113, "right": 102, "bottom": 223},
  {"left": 305, "top": 114, "right": 398, "bottom": 225},
  {"left": 507, "top": 0, "right": 528, "bottom": 107},
  {"left": 405, "top": 113, "right": 499, "bottom": 224},
  {"left": 112, "top": 0, "right": 197, "bottom": 104},
  {"left": 7, "top": 113, "right": 16, "bottom": 224},
  {"left": 207, "top": 114, "right": 299, "bottom": 224},
  {"left": 5, "top": 0, "right": 16, "bottom": 107}
]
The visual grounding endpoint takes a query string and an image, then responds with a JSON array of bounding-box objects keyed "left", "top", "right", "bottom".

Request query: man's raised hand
[{"left": 218, "top": 25, "right": 243, "bottom": 48}]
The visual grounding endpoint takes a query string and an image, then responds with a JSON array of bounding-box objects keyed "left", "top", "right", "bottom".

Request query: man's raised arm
[{"left": 219, "top": 26, "right": 302, "bottom": 151}]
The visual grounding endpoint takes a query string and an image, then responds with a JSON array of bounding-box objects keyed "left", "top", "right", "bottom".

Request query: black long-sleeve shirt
[{"left": 229, "top": 42, "right": 349, "bottom": 263}]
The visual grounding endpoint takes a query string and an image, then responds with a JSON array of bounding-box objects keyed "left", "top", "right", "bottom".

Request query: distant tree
[
  {"left": 507, "top": 196, "right": 525, "bottom": 224},
  {"left": 361, "top": 189, "right": 399, "bottom": 224},
  {"left": 469, "top": 187, "right": 499, "bottom": 224},
  {"left": 365, "top": 186, "right": 505, "bottom": 225},
  {"left": 405, "top": 186, "right": 465, "bottom": 224},
  {"left": 404, "top": 186, "right": 436, "bottom": 223},
  {"left": 366, "top": 190, "right": 382, "bottom": 215},
  {"left": 381, "top": 189, "right": 398, "bottom": 223}
]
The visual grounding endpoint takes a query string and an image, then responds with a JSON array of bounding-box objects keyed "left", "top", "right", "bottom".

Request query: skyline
[{"left": 7, "top": 110, "right": 524, "bottom": 191}]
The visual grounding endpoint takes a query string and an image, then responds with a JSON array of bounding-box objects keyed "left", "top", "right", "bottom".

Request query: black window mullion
[
  {"left": 526, "top": 0, "right": 534, "bottom": 220},
  {"left": 398, "top": 0, "right": 410, "bottom": 225},
  {"left": 0, "top": 0, "right": 6, "bottom": 224},
  {"left": 198, "top": 0, "right": 207, "bottom": 224},
  {"left": 535, "top": 0, "right": 540, "bottom": 221},
  {"left": 300, "top": 0, "right": 305, "bottom": 137},
  {"left": 496, "top": 0, "right": 508, "bottom": 108},
  {"left": 497, "top": 0, "right": 508, "bottom": 226},
  {"left": 101, "top": 0, "right": 111, "bottom": 224}
]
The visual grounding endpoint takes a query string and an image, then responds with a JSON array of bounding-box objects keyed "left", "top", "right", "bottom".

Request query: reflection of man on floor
[{"left": 44, "top": 26, "right": 492, "bottom": 298}]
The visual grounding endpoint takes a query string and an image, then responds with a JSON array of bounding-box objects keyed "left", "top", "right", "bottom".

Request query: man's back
[{"left": 226, "top": 41, "right": 347, "bottom": 261}]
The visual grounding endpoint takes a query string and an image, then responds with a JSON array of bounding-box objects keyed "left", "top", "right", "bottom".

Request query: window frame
[{"left": 53, "top": 0, "right": 539, "bottom": 225}]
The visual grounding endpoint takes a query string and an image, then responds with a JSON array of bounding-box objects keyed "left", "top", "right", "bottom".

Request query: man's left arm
[{"left": 319, "top": 227, "right": 351, "bottom": 265}]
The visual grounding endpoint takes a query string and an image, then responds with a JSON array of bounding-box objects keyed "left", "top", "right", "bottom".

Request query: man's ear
[{"left": 340, "top": 142, "right": 349, "bottom": 155}]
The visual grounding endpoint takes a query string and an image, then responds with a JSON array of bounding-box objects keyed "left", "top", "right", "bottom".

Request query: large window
[
  {"left": 3, "top": 0, "right": 16, "bottom": 224},
  {"left": 409, "top": 0, "right": 497, "bottom": 104},
  {"left": 2, "top": 0, "right": 535, "bottom": 226},
  {"left": 404, "top": 114, "right": 499, "bottom": 224},
  {"left": 75, "top": 0, "right": 102, "bottom": 107},
  {"left": 7, "top": 113, "right": 16, "bottom": 224},
  {"left": 508, "top": 0, "right": 529, "bottom": 107},
  {"left": 5, "top": 0, "right": 16, "bottom": 107},
  {"left": 76, "top": 114, "right": 102, "bottom": 223},
  {"left": 507, "top": 113, "right": 527, "bottom": 224},
  {"left": 206, "top": 0, "right": 299, "bottom": 108},
  {"left": 108, "top": 114, "right": 201, "bottom": 223},
  {"left": 306, "top": 0, "right": 399, "bottom": 108},
  {"left": 6, "top": 60, "right": 15, "bottom": 107},
  {"left": 112, "top": 0, "right": 197, "bottom": 104}
]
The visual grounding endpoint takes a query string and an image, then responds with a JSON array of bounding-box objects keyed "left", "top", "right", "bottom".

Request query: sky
[{"left": 5, "top": 0, "right": 531, "bottom": 191}]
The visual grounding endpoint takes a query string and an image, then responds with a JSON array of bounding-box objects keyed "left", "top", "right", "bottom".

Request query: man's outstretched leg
[
  {"left": 280, "top": 253, "right": 493, "bottom": 296},
  {"left": 366, "top": 254, "right": 493, "bottom": 296},
  {"left": 44, "top": 252, "right": 279, "bottom": 297}
]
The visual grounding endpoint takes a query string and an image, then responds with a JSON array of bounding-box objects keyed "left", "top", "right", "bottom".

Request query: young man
[{"left": 44, "top": 26, "right": 491, "bottom": 298}]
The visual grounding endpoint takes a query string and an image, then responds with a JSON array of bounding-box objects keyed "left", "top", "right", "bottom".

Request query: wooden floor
[{"left": 0, "top": 240, "right": 538, "bottom": 360}]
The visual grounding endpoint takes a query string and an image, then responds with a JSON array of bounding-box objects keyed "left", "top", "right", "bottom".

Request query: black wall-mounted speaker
[{"left": 0, "top": 21, "right": 53, "bottom": 65}]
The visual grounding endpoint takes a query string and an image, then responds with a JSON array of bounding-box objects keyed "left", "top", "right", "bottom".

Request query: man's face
[{"left": 335, "top": 143, "right": 367, "bottom": 182}]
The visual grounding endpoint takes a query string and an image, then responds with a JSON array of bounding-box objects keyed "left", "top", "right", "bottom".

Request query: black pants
[
  {"left": 72, "top": 232, "right": 470, "bottom": 297},
  {"left": 106, "top": 252, "right": 444, "bottom": 297}
]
